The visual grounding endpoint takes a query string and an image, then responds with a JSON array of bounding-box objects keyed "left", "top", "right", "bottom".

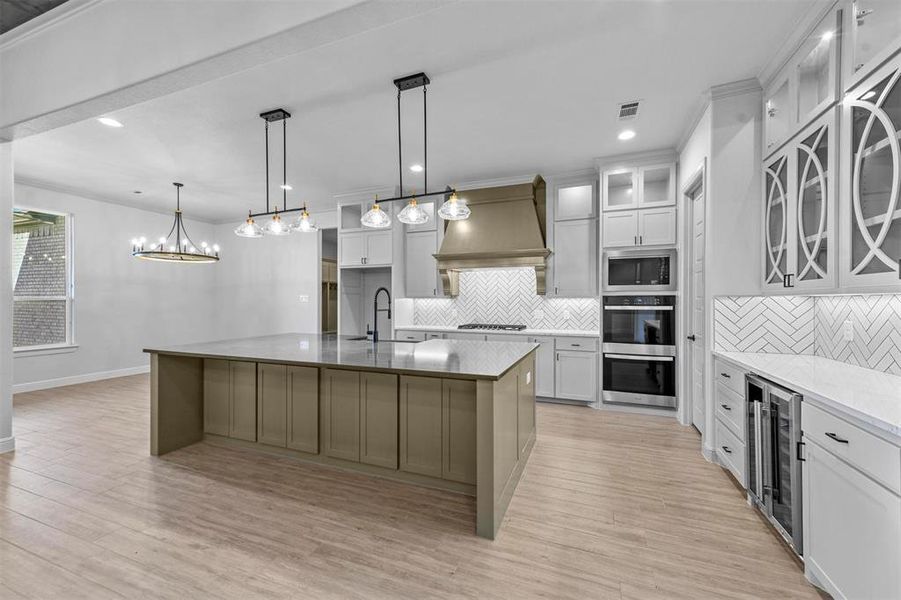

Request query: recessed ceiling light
[
  {"left": 97, "top": 117, "right": 123, "bottom": 128},
  {"left": 618, "top": 129, "right": 636, "bottom": 141},
  {"left": 821, "top": 30, "right": 834, "bottom": 42},
  {"left": 280, "top": 184, "right": 293, "bottom": 190},
  {"left": 409, "top": 164, "right": 423, "bottom": 172},
  {"left": 133, "top": 190, "right": 142, "bottom": 194}
]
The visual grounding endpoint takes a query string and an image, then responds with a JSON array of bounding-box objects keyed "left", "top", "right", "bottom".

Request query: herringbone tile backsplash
[
  {"left": 413, "top": 268, "right": 599, "bottom": 331},
  {"left": 714, "top": 294, "right": 901, "bottom": 376}
]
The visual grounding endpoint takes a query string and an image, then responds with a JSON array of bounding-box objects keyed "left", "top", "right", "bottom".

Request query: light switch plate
[
  {"left": 842, "top": 320, "right": 854, "bottom": 342},
  {"left": 299, "top": 294, "right": 310, "bottom": 303},
  {"left": 526, "top": 371, "right": 532, "bottom": 385}
]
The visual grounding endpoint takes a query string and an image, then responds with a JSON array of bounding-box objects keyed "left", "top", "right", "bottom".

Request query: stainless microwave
[{"left": 603, "top": 249, "right": 676, "bottom": 292}]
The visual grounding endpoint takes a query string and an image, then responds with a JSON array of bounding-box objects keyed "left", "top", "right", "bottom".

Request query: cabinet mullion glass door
[
  {"left": 764, "top": 153, "right": 790, "bottom": 287},
  {"left": 795, "top": 114, "right": 834, "bottom": 288},
  {"left": 847, "top": 61, "right": 901, "bottom": 284}
]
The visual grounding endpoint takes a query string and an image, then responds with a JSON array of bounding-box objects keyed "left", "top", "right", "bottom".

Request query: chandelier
[
  {"left": 131, "top": 183, "right": 219, "bottom": 263},
  {"left": 235, "top": 108, "right": 318, "bottom": 237}
]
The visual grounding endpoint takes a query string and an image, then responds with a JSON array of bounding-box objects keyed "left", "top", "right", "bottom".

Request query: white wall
[
  {"left": 12, "top": 183, "right": 219, "bottom": 389},
  {"left": 211, "top": 222, "right": 321, "bottom": 339},
  {"left": 0, "top": 144, "right": 14, "bottom": 450}
]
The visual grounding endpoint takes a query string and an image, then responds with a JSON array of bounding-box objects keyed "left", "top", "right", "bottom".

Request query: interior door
[{"left": 688, "top": 188, "right": 706, "bottom": 433}]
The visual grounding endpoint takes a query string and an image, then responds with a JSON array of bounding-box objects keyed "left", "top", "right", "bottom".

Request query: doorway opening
[{"left": 321, "top": 228, "right": 338, "bottom": 333}]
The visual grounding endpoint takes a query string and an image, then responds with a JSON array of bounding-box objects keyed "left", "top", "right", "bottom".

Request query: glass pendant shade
[
  {"left": 438, "top": 193, "right": 471, "bottom": 221},
  {"left": 262, "top": 213, "right": 291, "bottom": 236},
  {"left": 290, "top": 208, "right": 319, "bottom": 233},
  {"left": 397, "top": 198, "right": 430, "bottom": 225},
  {"left": 235, "top": 213, "right": 263, "bottom": 238},
  {"left": 361, "top": 203, "right": 391, "bottom": 228}
]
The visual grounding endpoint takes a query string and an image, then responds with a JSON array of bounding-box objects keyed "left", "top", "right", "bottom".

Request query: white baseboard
[
  {"left": 0, "top": 436, "right": 15, "bottom": 454},
  {"left": 13, "top": 365, "right": 150, "bottom": 394}
]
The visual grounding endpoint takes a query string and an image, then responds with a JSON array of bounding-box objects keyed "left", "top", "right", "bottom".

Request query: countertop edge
[
  {"left": 396, "top": 326, "right": 600, "bottom": 338},
  {"left": 144, "top": 345, "right": 539, "bottom": 382},
  {"left": 713, "top": 351, "right": 901, "bottom": 441}
]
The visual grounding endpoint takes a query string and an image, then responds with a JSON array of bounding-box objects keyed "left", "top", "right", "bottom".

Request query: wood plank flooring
[{"left": 1, "top": 375, "right": 821, "bottom": 599}]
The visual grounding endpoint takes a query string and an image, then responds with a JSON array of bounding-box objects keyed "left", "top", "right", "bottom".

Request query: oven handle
[
  {"left": 604, "top": 306, "right": 674, "bottom": 311},
  {"left": 605, "top": 354, "right": 674, "bottom": 362}
]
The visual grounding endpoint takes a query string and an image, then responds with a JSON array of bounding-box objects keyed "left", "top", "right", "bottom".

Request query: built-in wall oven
[
  {"left": 746, "top": 374, "right": 803, "bottom": 556},
  {"left": 602, "top": 296, "right": 677, "bottom": 409},
  {"left": 603, "top": 248, "right": 676, "bottom": 292}
]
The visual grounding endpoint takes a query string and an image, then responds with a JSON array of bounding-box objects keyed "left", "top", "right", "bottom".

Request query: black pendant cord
[
  {"left": 175, "top": 184, "right": 182, "bottom": 250},
  {"left": 397, "top": 88, "right": 403, "bottom": 199},
  {"left": 282, "top": 117, "right": 287, "bottom": 212},
  {"left": 265, "top": 121, "right": 270, "bottom": 213},
  {"left": 423, "top": 84, "right": 427, "bottom": 195}
]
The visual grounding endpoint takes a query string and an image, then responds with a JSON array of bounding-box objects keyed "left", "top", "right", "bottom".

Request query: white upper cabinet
[
  {"left": 765, "top": 72, "right": 793, "bottom": 155},
  {"left": 338, "top": 203, "right": 364, "bottom": 233},
  {"left": 364, "top": 230, "right": 393, "bottom": 266},
  {"left": 637, "top": 164, "right": 676, "bottom": 208},
  {"left": 602, "top": 211, "right": 639, "bottom": 248},
  {"left": 405, "top": 230, "right": 440, "bottom": 298},
  {"left": 404, "top": 197, "right": 438, "bottom": 232},
  {"left": 548, "top": 176, "right": 598, "bottom": 297},
  {"left": 555, "top": 182, "right": 596, "bottom": 220},
  {"left": 638, "top": 207, "right": 677, "bottom": 246},
  {"left": 602, "top": 169, "right": 638, "bottom": 211},
  {"left": 842, "top": 0, "right": 901, "bottom": 92},
  {"left": 795, "top": 10, "right": 841, "bottom": 126},
  {"left": 764, "top": 148, "right": 793, "bottom": 288},
  {"left": 840, "top": 55, "right": 901, "bottom": 289}
]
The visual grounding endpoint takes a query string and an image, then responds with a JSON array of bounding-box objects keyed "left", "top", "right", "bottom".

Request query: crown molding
[
  {"left": 595, "top": 148, "right": 676, "bottom": 172},
  {"left": 452, "top": 173, "right": 538, "bottom": 191},
  {"left": 0, "top": 0, "right": 105, "bottom": 51},
  {"left": 675, "top": 91, "right": 711, "bottom": 155},
  {"left": 710, "top": 78, "right": 762, "bottom": 101},
  {"left": 757, "top": 0, "right": 840, "bottom": 89}
]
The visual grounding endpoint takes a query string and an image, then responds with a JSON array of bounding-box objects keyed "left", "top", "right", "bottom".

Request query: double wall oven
[{"left": 602, "top": 296, "right": 677, "bottom": 409}]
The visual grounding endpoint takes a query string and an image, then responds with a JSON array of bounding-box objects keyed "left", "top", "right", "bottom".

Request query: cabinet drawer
[
  {"left": 555, "top": 337, "right": 598, "bottom": 352},
  {"left": 396, "top": 330, "right": 426, "bottom": 342},
  {"left": 715, "top": 382, "right": 745, "bottom": 442},
  {"left": 803, "top": 403, "right": 901, "bottom": 493},
  {"left": 716, "top": 419, "right": 746, "bottom": 487},
  {"left": 714, "top": 359, "right": 744, "bottom": 396}
]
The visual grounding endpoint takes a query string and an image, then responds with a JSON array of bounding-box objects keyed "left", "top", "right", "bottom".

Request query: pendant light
[
  {"left": 132, "top": 183, "right": 220, "bottom": 263},
  {"left": 361, "top": 196, "right": 391, "bottom": 228},
  {"left": 290, "top": 205, "right": 319, "bottom": 232},
  {"left": 397, "top": 193, "right": 430, "bottom": 226},
  {"left": 235, "top": 108, "right": 318, "bottom": 236},
  {"left": 437, "top": 192, "right": 471, "bottom": 221},
  {"left": 361, "top": 73, "right": 464, "bottom": 227}
]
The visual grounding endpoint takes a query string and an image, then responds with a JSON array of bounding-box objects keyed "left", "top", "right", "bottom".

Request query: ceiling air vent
[{"left": 618, "top": 100, "right": 640, "bottom": 120}]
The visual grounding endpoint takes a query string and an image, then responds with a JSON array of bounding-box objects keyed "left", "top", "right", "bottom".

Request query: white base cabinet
[
  {"left": 804, "top": 439, "right": 901, "bottom": 600},
  {"left": 528, "top": 336, "right": 555, "bottom": 398},
  {"left": 554, "top": 349, "right": 597, "bottom": 402}
]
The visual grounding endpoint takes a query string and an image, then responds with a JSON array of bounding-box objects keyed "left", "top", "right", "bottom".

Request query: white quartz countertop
[
  {"left": 714, "top": 351, "right": 901, "bottom": 439},
  {"left": 396, "top": 325, "right": 600, "bottom": 338}
]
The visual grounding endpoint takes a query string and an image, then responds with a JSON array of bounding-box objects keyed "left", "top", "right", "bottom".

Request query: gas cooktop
[{"left": 457, "top": 323, "right": 527, "bottom": 331}]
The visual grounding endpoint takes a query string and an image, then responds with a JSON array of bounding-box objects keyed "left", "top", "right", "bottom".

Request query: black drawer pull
[
  {"left": 571, "top": 343, "right": 581, "bottom": 347},
  {"left": 721, "top": 445, "right": 732, "bottom": 454},
  {"left": 825, "top": 432, "right": 849, "bottom": 444},
  {"left": 720, "top": 403, "right": 731, "bottom": 411},
  {"left": 720, "top": 372, "right": 731, "bottom": 378}
]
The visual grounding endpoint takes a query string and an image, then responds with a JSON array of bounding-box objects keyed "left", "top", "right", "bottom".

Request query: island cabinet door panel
[
  {"left": 517, "top": 356, "right": 536, "bottom": 457},
  {"left": 203, "top": 359, "right": 230, "bottom": 436},
  {"left": 229, "top": 361, "right": 257, "bottom": 442},
  {"left": 321, "top": 369, "right": 361, "bottom": 462},
  {"left": 257, "top": 363, "right": 288, "bottom": 447},
  {"left": 399, "top": 376, "right": 443, "bottom": 478},
  {"left": 360, "top": 372, "right": 398, "bottom": 469},
  {"left": 442, "top": 379, "right": 477, "bottom": 484},
  {"left": 287, "top": 366, "right": 319, "bottom": 454}
]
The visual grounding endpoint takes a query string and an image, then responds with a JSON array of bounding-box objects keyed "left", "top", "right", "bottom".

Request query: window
[{"left": 12, "top": 208, "right": 74, "bottom": 351}]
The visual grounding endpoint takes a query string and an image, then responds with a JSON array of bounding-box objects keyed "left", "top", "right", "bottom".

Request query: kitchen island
[{"left": 144, "top": 333, "right": 538, "bottom": 539}]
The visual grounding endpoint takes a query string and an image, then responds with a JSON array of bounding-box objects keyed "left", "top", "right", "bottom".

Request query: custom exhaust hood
[{"left": 434, "top": 175, "right": 551, "bottom": 296}]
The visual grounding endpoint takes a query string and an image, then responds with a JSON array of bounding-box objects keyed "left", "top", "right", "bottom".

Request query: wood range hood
[{"left": 434, "top": 176, "right": 551, "bottom": 296}]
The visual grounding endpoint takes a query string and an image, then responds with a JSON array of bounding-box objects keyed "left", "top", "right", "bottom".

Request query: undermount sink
[{"left": 347, "top": 336, "right": 419, "bottom": 343}]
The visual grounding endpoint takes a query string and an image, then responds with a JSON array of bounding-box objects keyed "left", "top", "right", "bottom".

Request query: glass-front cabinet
[
  {"left": 602, "top": 169, "right": 637, "bottom": 211},
  {"left": 841, "top": 57, "right": 901, "bottom": 287},
  {"left": 843, "top": 0, "right": 901, "bottom": 92},
  {"left": 795, "top": 10, "right": 840, "bottom": 126},
  {"left": 765, "top": 74, "right": 792, "bottom": 155},
  {"left": 763, "top": 110, "right": 837, "bottom": 291}
]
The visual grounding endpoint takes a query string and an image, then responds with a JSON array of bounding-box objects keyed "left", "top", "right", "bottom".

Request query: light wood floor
[{"left": 0, "top": 375, "right": 821, "bottom": 599}]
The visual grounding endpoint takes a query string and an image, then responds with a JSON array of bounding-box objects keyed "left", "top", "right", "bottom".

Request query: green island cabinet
[
  {"left": 256, "top": 363, "right": 319, "bottom": 452},
  {"left": 203, "top": 359, "right": 257, "bottom": 442}
]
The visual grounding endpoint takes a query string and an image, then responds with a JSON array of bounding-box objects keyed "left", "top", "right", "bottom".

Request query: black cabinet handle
[
  {"left": 783, "top": 273, "right": 795, "bottom": 288},
  {"left": 686, "top": 334, "right": 696, "bottom": 341},
  {"left": 721, "top": 372, "right": 731, "bottom": 378},
  {"left": 572, "top": 343, "right": 581, "bottom": 347},
  {"left": 825, "top": 432, "right": 849, "bottom": 444},
  {"left": 720, "top": 403, "right": 731, "bottom": 411},
  {"left": 721, "top": 445, "right": 732, "bottom": 454}
]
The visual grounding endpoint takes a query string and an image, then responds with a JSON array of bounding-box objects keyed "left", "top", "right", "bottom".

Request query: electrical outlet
[
  {"left": 299, "top": 294, "right": 310, "bottom": 303},
  {"left": 562, "top": 309, "right": 572, "bottom": 321},
  {"left": 842, "top": 320, "right": 854, "bottom": 342},
  {"left": 526, "top": 371, "right": 532, "bottom": 385}
]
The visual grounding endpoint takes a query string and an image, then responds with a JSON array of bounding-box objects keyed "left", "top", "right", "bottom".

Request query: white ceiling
[{"left": 13, "top": 0, "right": 817, "bottom": 223}]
